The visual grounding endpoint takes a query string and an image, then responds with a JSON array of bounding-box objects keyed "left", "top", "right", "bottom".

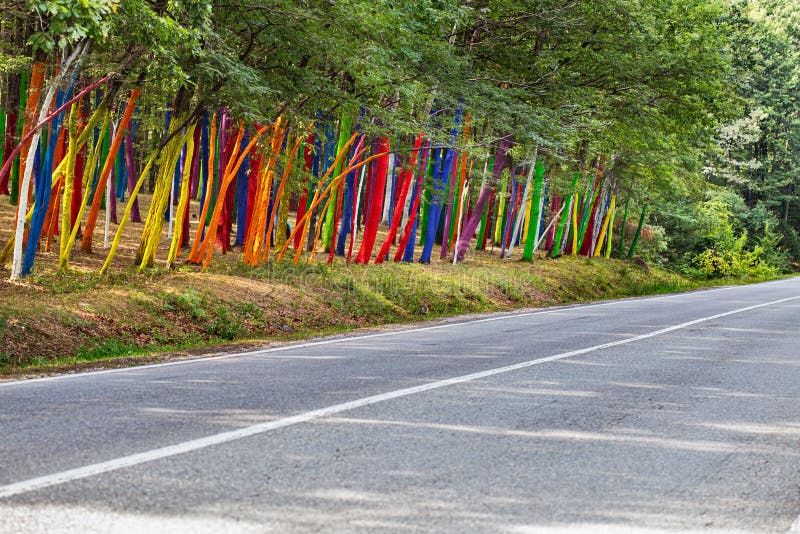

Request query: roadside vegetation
[{"left": 0, "top": 252, "right": 784, "bottom": 377}]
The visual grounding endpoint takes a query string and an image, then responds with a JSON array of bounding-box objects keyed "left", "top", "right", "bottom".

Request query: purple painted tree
[{"left": 454, "top": 134, "right": 513, "bottom": 261}]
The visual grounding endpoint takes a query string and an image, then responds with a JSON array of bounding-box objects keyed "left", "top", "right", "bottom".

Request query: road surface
[{"left": 1, "top": 277, "right": 800, "bottom": 533}]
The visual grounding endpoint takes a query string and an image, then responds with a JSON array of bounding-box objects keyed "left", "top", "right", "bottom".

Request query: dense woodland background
[{"left": 1, "top": 0, "right": 799, "bottom": 278}]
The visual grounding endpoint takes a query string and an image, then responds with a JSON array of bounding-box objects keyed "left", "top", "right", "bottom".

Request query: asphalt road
[{"left": 2, "top": 277, "right": 800, "bottom": 533}]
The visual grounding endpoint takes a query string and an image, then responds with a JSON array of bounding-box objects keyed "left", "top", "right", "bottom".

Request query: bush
[
  {"left": 656, "top": 189, "right": 788, "bottom": 278},
  {"left": 688, "top": 233, "right": 779, "bottom": 278},
  {"left": 207, "top": 306, "right": 245, "bottom": 340},
  {"left": 778, "top": 219, "right": 800, "bottom": 262},
  {"left": 634, "top": 224, "right": 669, "bottom": 266},
  {"left": 683, "top": 192, "right": 784, "bottom": 278}
]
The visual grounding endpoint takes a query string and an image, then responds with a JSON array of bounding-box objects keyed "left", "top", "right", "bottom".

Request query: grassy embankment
[
  {"left": 0, "top": 251, "right": 782, "bottom": 378},
  {"left": 0, "top": 192, "right": 787, "bottom": 377}
]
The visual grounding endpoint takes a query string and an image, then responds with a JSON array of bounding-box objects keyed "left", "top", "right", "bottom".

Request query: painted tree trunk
[
  {"left": 439, "top": 152, "right": 460, "bottom": 259},
  {"left": 217, "top": 125, "right": 239, "bottom": 253},
  {"left": 376, "top": 134, "right": 423, "bottom": 263},
  {"left": 189, "top": 113, "right": 217, "bottom": 263},
  {"left": 522, "top": 159, "right": 546, "bottom": 261},
  {"left": 198, "top": 113, "right": 209, "bottom": 206},
  {"left": 59, "top": 104, "right": 79, "bottom": 269},
  {"left": 417, "top": 152, "right": 436, "bottom": 249},
  {"left": 618, "top": 198, "right": 629, "bottom": 259},
  {"left": 10, "top": 67, "right": 30, "bottom": 205},
  {"left": 108, "top": 133, "right": 117, "bottom": 225},
  {"left": 0, "top": 66, "right": 21, "bottom": 196},
  {"left": 0, "top": 111, "right": 6, "bottom": 193},
  {"left": 348, "top": 164, "right": 366, "bottom": 262},
  {"left": 322, "top": 116, "right": 351, "bottom": 251},
  {"left": 499, "top": 175, "right": 517, "bottom": 257},
  {"left": 545, "top": 196, "right": 560, "bottom": 251},
  {"left": 233, "top": 131, "right": 250, "bottom": 247},
  {"left": 354, "top": 137, "right": 390, "bottom": 264},
  {"left": 9, "top": 63, "right": 47, "bottom": 279},
  {"left": 594, "top": 194, "right": 615, "bottom": 257},
  {"left": 420, "top": 146, "right": 455, "bottom": 263},
  {"left": 22, "top": 88, "right": 69, "bottom": 274},
  {"left": 137, "top": 121, "right": 189, "bottom": 269},
  {"left": 578, "top": 162, "right": 604, "bottom": 256},
  {"left": 124, "top": 131, "right": 140, "bottom": 222},
  {"left": 327, "top": 165, "right": 347, "bottom": 265},
  {"left": 262, "top": 131, "right": 305, "bottom": 263},
  {"left": 454, "top": 135, "right": 512, "bottom": 261},
  {"left": 294, "top": 133, "right": 315, "bottom": 251},
  {"left": 43, "top": 118, "right": 69, "bottom": 246},
  {"left": 627, "top": 204, "right": 648, "bottom": 259},
  {"left": 604, "top": 195, "right": 617, "bottom": 259},
  {"left": 199, "top": 126, "right": 269, "bottom": 267},
  {"left": 335, "top": 148, "right": 358, "bottom": 256},
  {"left": 396, "top": 142, "right": 429, "bottom": 262},
  {"left": 188, "top": 122, "right": 202, "bottom": 200},
  {"left": 507, "top": 150, "right": 537, "bottom": 259},
  {"left": 245, "top": 149, "right": 262, "bottom": 239},
  {"left": 167, "top": 124, "right": 197, "bottom": 268},
  {"left": 80, "top": 89, "right": 140, "bottom": 253},
  {"left": 448, "top": 152, "right": 469, "bottom": 252}
]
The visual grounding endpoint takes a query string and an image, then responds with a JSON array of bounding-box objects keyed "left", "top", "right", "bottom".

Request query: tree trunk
[{"left": 454, "top": 134, "right": 513, "bottom": 261}]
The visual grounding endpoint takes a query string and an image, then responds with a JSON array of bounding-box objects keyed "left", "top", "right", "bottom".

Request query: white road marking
[
  {"left": 1, "top": 277, "right": 797, "bottom": 389},
  {"left": 789, "top": 514, "right": 800, "bottom": 533},
  {"left": 0, "top": 294, "right": 797, "bottom": 499}
]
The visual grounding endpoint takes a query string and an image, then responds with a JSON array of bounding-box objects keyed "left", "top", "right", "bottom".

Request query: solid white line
[
  {"left": 788, "top": 513, "right": 800, "bottom": 533},
  {"left": 0, "top": 294, "right": 797, "bottom": 500},
  {"left": 1, "top": 276, "right": 797, "bottom": 389}
]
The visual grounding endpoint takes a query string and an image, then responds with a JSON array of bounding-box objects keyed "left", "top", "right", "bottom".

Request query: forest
[{"left": 0, "top": 0, "right": 798, "bottom": 280}]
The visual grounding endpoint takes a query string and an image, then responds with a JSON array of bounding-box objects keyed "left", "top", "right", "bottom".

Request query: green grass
[
  {"left": 1, "top": 340, "right": 183, "bottom": 375},
  {"left": 0, "top": 255, "right": 792, "bottom": 378},
  {"left": 74, "top": 338, "right": 146, "bottom": 361}
]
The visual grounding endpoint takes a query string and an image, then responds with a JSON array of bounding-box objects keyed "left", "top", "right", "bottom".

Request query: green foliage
[
  {"left": 689, "top": 236, "right": 778, "bottom": 278},
  {"left": 635, "top": 225, "right": 670, "bottom": 267},
  {"left": 26, "top": 0, "right": 117, "bottom": 52},
  {"left": 703, "top": 1, "right": 800, "bottom": 260},
  {"left": 159, "top": 290, "right": 248, "bottom": 340},
  {"left": 671, "top": 189, "right": 786, "bottom": 278},
  {"left": 207, "top": 305, "right": 245, "bottom": 340},
  {"left": 74, "top": 338, "right": 141, "bottom": 361},
  {"left": 777, "top": 220, "right": 800, "bottom": 260},
  {"left": 653, "top": 181, "right": 791, "bottom": 277},
  {"left": 163, "top": 289, "right": 208, "bottom": 320},
  {"left": 0, "top": 52, "right": 30, "bottom": 75}
]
